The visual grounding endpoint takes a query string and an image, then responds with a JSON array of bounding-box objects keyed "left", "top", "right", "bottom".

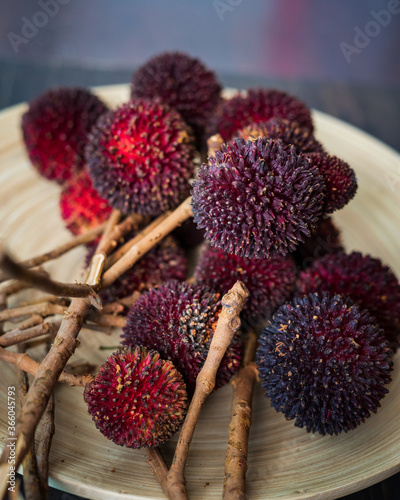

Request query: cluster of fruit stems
[{"left": 0, "top": 141, "right": 259, "bottom": 500}]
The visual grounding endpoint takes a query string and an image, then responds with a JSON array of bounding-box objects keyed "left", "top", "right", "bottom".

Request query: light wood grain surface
[{"left": 0, "top": 85, "right": 399, "bottom": 499}]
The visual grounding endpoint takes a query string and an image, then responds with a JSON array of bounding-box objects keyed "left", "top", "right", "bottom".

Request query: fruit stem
[
  {"left": 223, "top": 362, "right": 258, "bottom": 500},
  {"left": 0, "top": 210, "right": 121, "bottom": 499},
  {"left": 0, "top": 347, "right": 92, "bottom": 386},
  {"left": 102, "top": 197, "right": 193, "bottom": 289},
  {"left": 0, "top": 223, "right": 107, "bottom": 284},
  {"left": 145, "top": 447, "right": 169, "bottom": 497},
  {"left": 0, "top": 245, "right": 102, "bottom": 309},
  {"left": 166, "top": 281, "right": 249, "bottom": 500}
]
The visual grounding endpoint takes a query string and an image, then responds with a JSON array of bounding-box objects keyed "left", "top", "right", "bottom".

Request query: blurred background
[{"left": 0, "top": 0, "right": 399, "bottom": 149}]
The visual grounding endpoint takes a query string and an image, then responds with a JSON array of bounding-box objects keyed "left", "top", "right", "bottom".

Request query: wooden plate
[{"left": 0, "top": 85, "right": 400, "bottom": 500}]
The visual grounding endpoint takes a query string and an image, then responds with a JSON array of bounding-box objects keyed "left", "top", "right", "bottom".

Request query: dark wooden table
[{"left": 1, "top": 58, "right": 399, "bottom": 500}]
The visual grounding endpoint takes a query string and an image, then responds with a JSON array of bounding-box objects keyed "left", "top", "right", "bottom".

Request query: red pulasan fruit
[
  {"left": 208, "top": 88, "right": 314, "bottom": 141},
  {"left": 85, "top": 98, "right": 196, "bottom": 216},
  {"left": 59, "top": 171, "right": 112, "bottom": 236},
  {"left": 22, "top": 87, "right": 108, "bottom": 184},
  {"left": 84, "top": 346, "right": 188, "bottom": 449}
]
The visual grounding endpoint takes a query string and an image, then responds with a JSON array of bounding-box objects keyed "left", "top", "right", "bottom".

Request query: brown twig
[
  {"left": 64, "top": 362, "right": 97, "bottom": 376},
  {"left": 101, "top": 301, "right": 125, "bottom": 315},
  {"left": 0, "top": 302, "right": 66, "bottom": 322},
  {"left": 0, "top": 245, "right": 102, "bottom": 309},
  {"left": 166, "top": 281, "right": 249, "bottom": 500},
  {"left": 242, "top": 330, "right": 258, "bottom": 368},
  {"left": 35, "top": 394, "right": 55, "bottom": 499},
  {"left": 106, "top": 212, "right": 168, "bottom": 268},
  {"left": 0, "top": 322, "right": 60, "bottom": 348},
  {"left": 145, "top": 448, "right": 169, "bottom": 497},
  {"left": 18, "top": 348, "right": 42, "bottom": 500},
  {"left": 0, "top": 281, "right": 31, "bottom": 333},
  {"left": 0, "top": 210, "right": 121, "bottom": 498},
  {"left": 90, "top": 313, "right": 127, "bottom": 329},
  {"left": 223, "top": 328, "right": 259, "bottom": 499},
  {"left": 0, "top": 347, "right": 93, "bottom": 386},
  {"left": 16, "top": 296, "right": 67, "bottom": 308},
  {"left": 22, "top": 334, "right": 57, "bottom": 351},
  {"left": 0, "top": 279, "right": 32, "bottom": 297},
  {"left": 118, "top": 291, "right": 142, "bottom": 309},
  {"left": 0, "top": 223, "right": 107, "bottom": 284},
  {"left": 206, "top": 133, "right": 224, "bottom": 156},
  {"left": 102, "top": 197, "right": 193, "bottom": 289},
  {"left": 17, "top": 314, "right": 44, "bottom": 330},
  {"left": 86, "top": 212, "right": 144, "bottom": 287},
  {"left": 0, "top": 294, "right": 6, "bottom": 335},
  {"left": 223, "top": 362, "right": 258, "bottom": 500}
]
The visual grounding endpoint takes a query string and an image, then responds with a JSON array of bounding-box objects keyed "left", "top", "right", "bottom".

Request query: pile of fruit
[{"left": 1, "top": 51, "right": 399, "bottom": 499}]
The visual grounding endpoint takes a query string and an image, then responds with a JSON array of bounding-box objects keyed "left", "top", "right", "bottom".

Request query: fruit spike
[
  {"left": 237, "top": 117, "right": 324, "bottom": 155},
  {"left": 59, "top": 171, "right": 112, "bottom": 236},
  {"left": 307, "top": 152, "right": 357, "bottom": 214},
  {"left": 297, "top": 251, "right": 400, "bottom": 348},
  {"left": 208, "top": 88, "right": 314, "bottom": 141},
  {"left": 191, "top": 138, "right": 325, "bottom": 259},
  {"left": 83, "top": 346, "right": 187, "bottom": 449},
  {"left": 22, "top": 87, "right": 108, "bottom": 184},
  {"left": 257, "top": 292, "right": 393, "bottom": 435},
  {"left": 194, "top": 243, "right": 297, "bottom": 327},
  {"left": 131, "top": 51, "right": 222, "bottom": 140},
  {"left": 86, "top": 235, "right": 187, "bottom": 304},
  {"left": 85, "top": 98, "right": 196, "bottom": 216},
  {"left": 121, "top": 280, "right": 242, "bottom": 392}
]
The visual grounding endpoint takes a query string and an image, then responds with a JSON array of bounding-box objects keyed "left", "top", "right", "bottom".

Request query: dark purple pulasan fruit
[
  {"left": 122, "top": 280, "right": 242, "bottom": 392},
  {"left": 208, "top": 88, "right": 314, "bottom": 141},
  {"left": 172, "top": 218, "right": 206, "bottom": 248},
  {"left": 131, "top": 51, "right": 222, "bottom": 140},
  {"left": 307, "top": 152, "right": 357, "bottom": 214},
  {"left": 257, "top": 292, "right": 393, "bottom": 435},
  {"left": 85, "top": 98, "right": 196, "bottom": 216},
  {"left": 59, "top": 171, "right": 112, "bottom": 236},
  {"left": 191, "top": 138, "right": 326, "bottom": 259},
  {"left": 83, "top": 346, "right": 188, "bottom": 449},
  {"left": 22, "top": 87, "right": 108, "bottom": 184},
  {"left": 297, "top": 251, "right": 400, "bottom": 348},
  {"left": 293, "top": 216, "right": 344, "bottom": 270},
  {"left": 194, "top": 243, "right": 297, "bottom": 327},
  {"left": 237, "top": 117, "right": 324, "bottom": 155}
]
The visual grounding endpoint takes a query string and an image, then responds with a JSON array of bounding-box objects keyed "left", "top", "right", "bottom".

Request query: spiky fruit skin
[
  {"left": 84, "top": 346, "right": 187, "bottom": 449},
  {"left": 208, "top": 88, "right": 314, "bottom": 141},
  {"left": 85, "top": 99, "right": 196, "bottom": 216},
  {"left": 122, "top": 280, "right": 242, "bottom": 392},
  {"left": 307, "top": 152, "right": 357, "bottom": 214},
  {"left": 297, "top": 252, "right": 400, "bottom": 348},
  {"left": 194, "top": 243, "right": 297, "bottom": 327},
  {"left": 131, "top": 51, "right": 222, "bottom": 140},
  {"left": 237, "top": 118, "right": 324, "bottom": 155},
  {"left": 87, "top": 236, "right": 187, "bottom": 304},
  {"left": 22, "top": 87, "right": 108, "bottom": 184},
  {"left": 59, "top": 171, "right": 112, "bottom": 236},
  {"left": 257, "top": 293, "right": 393, "bottom": 435},
  {"left": 294, "top": 217, "right": 344, "bottom": 270},
  {"left": 191, "top": 138, "right": 325, "bottom": 259}
]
